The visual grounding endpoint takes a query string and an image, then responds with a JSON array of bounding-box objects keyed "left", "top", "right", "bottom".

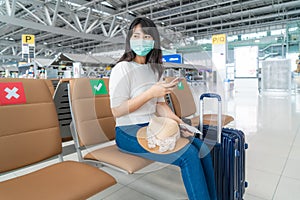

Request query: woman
[{"left": 109, "top": 17, "right": 217, "bottom": 200}]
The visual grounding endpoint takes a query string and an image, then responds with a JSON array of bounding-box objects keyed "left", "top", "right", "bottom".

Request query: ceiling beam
[
  {"left": 167, "top": 1, "right": 300, "bottom": 29},
  {"left": 0, "top": 15, "right": 121, "bottom": 44}
]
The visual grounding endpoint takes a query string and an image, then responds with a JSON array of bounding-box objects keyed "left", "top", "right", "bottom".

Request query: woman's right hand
[{"left": 148, "top": 79, "right": 179, "bottom": 98}]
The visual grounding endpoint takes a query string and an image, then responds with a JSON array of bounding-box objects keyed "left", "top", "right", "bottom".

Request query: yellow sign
[
  {"left": 22, "top": 34, "right": 35, "bottom": 45},
  {"left": 212, "top": 34, "right": 226, "bottom": 45},
  {"left": 18, "top": 62, "right": 27, "bottom": 66}
]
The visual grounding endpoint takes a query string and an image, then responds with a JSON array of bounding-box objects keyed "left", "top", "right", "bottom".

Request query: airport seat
[
  {"left": 68, "top": 78, "right": 153, "bottom": 174},
  {"left": 0, "top": 78, "right": 116, "bottom": 200},
  {"left": 50, "top": 78, "right": 60, "bottom": 91},
  {"left": 165, "top": 77, "right": 234, "bottom": 127},
  {"left": 43, "top": 79, "right": 55, "bottom": 97},
  {"left": 53, "top": 78, "right": 73, "bottom": 142}
]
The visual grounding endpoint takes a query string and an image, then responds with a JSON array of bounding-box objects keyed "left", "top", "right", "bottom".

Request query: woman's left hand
[{"left": 180, "top": 123, "right": 194, "bottom": 138}]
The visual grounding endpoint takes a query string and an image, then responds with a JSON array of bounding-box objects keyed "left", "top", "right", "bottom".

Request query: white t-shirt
[{"left": 109, "top": 61, "right": 165, "bottom": 126}]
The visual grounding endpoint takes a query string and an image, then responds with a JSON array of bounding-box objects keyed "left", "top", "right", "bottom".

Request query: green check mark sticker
[
  {"left": 90, "top": 79, "right": 108, "bottom": 95},
  {"left": 177, "top": 81, "right": 184, "bottom": 90}
]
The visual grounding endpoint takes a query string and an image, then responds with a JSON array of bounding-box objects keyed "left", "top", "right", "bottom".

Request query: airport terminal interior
[{"left": 1, "top": 0, "right": 300, "bottom": 200}]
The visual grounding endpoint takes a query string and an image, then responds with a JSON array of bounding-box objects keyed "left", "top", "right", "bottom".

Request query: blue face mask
[{"left": 130, "top": 39, "right": 154, "bottom": 56}]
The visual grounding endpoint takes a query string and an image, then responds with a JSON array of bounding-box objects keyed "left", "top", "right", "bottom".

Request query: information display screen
[{"left": 234, "top": 46, "right": 258, "bottom": 78}]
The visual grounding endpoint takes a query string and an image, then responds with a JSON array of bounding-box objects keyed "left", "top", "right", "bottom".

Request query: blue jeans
[{"left": 116, "top": 123, "right": 217, "bottom": 200}]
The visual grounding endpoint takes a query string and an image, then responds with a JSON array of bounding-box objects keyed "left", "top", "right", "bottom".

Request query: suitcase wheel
[
  {"left": 245, "top": 143, "right": 249, "bottom": 149},
  {"left": 245, "top": 181, "right": 248, "bottom": 188}
]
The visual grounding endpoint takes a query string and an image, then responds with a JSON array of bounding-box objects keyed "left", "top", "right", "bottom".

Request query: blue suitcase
[{"left": 199, "top": 93, "right": 248, "bottom": 200}]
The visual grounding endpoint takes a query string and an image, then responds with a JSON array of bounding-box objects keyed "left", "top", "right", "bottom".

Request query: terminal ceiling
[{"left": 0, "top": 0, "right": 300, "bottom": 63}]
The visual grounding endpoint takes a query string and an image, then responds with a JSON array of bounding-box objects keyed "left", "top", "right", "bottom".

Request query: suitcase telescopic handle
[
  {"left": 200, "top": 93, "right": 222, "bottom": 101},
  {"left": 199, "top": 93, "right": 222, "bottom": 143}
]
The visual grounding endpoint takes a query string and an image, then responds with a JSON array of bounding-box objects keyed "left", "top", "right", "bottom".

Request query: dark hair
[{"left": 118, "top": 17, "right": 164, "bottom": 80}]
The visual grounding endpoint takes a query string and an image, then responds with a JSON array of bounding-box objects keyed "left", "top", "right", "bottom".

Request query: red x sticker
[{"left": 0, "top": 82, "right": 26, "bottom": 105}]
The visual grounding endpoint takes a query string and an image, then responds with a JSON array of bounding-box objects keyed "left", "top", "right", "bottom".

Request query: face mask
[{"left": 130, "top": 39, "right": 154, "bottom": 56}]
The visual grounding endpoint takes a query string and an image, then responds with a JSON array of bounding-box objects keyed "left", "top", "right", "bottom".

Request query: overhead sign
[
  {"left": 212, "top": 34, "right": 226, "bottom": 45},
  {"left": 22, "top": 35, "right": 35, "bottom": 45},
  {"left": 162, "top": 54, "right": 182, "bottom": 64},
  {"left": 22, "top": 34, "right": 35, "bottom": 59}
]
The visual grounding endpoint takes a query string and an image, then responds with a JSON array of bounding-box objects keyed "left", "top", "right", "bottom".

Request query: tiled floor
[{"left": 1, "top": 78, "right": 300, "bottom": 200}]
